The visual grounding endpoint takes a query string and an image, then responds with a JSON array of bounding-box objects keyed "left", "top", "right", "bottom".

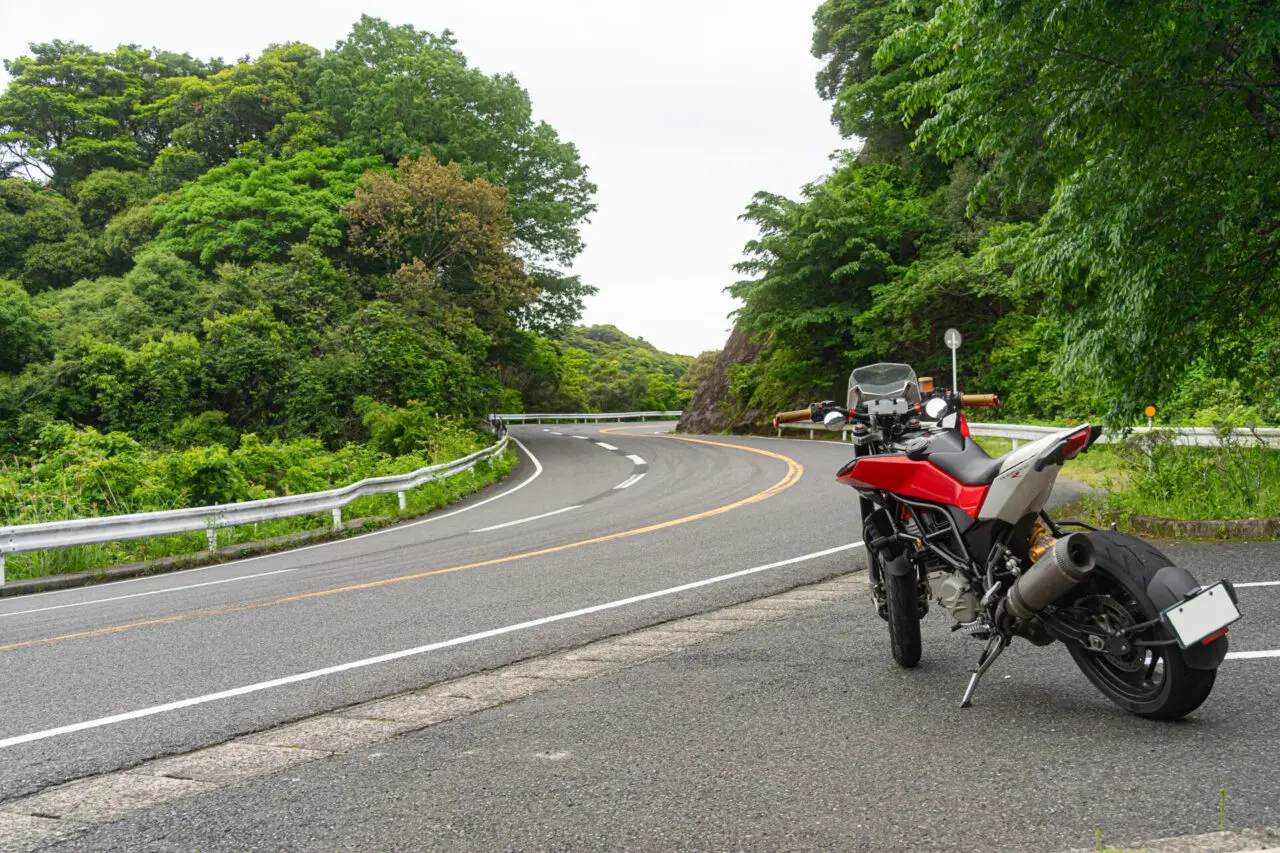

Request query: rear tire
[
  {"left": 1064, "top": 533, "right": 1218, "bottom": 720},
  {"left": 884, "top": 570, "right": 922, "bottom": 668}
]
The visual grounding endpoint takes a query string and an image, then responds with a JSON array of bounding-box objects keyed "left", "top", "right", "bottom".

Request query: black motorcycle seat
[{"left": 920, "top": 432, "right": 1006, "bottom": 486}]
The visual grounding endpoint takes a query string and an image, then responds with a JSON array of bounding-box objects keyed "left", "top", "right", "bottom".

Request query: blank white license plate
[{"left": 1163, "top": 583, "right": 1240, "bottom": 648}]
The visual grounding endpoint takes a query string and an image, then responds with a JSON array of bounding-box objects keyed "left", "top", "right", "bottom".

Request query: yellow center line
[{"left": 0, "top": 435, "right": 802, "bottom": 654}]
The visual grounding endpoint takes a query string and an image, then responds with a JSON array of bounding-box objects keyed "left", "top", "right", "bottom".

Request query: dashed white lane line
[
  {"left": 472, "top": 506, "right": 581, "bottom": 533},
  {"left": 0, "top": 439, "right": 543, "bottom": 609},
  {"left": 1234, "top": 581, "right": 1280, "bottom": 588},
  {"left": 626, "top": 455, "right": 646, "bottom": 466},
  {"left": 0, "top": 543, "right": 865, "bottom": 750},
  {"left": 549, "top": 431, "right": 563, "bottom": 435},
  {"left": 1226, "top": 650, "right": 1280, "bottom": 660},
  {"left": 0, "top": 570, "right": 296, "bottom": 620},
  {"left": 613, "top": 473, "right": 645, "bottom": 490},
  {"left": 596, "top": 443, "right": 618, "bottom": 451},
  {"left": 572, "top": 435, "right": 590, "bottom": 440}
]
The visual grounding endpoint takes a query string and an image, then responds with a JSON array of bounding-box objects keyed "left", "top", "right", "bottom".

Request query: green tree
[
  {"left": 343, "top": 153, "right": 536, "bottom": 336},
  {"left": 308, "top": 16, "right": 595, "bottom": 264},
  {"left": 0, "top": 278, "right": 53, "bottom": 371},
  {"left": 153, "top": 146, "right": 383, "bottom": 267},
  {"left": 146, "top": 43, "right": 320, "bottom": 165},
  {"left": 883, "top": 0, "right": 1280, "bottom": 413},
  {"left": 200, "top": 306, "right": 294, "bottom": 429},
  {"left": 0, "top": 42, "right": 217, "bottom": 185},
  {"left": 0, "top": 178, "right": 87, "bottom": 287},
  {"left": 65, "top": 332, "right": 202, "bottom": 439},
  {"left": 730, "top": 162, "right": 934, "bottom": 408},
  {"left": 812, "top": 0, "right": 940, "bottom": 173},
  {"left": 72, "top": 168, "right": 153, "bottom": 229},
  {"left": 514, "top": 268, "right": 597, "bottom": 338}
]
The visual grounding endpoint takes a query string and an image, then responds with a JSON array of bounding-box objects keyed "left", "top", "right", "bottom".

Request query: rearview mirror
[
  {"left": 823, "top": 410, "right": 848, "bottom": 432},
  {"left": 923, "top": 398, "right": 949, "bottom": 420}
]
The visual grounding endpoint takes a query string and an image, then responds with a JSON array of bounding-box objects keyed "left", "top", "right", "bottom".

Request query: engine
[{"left": 927, "top": 570, "right": 980, "bottom": 625}]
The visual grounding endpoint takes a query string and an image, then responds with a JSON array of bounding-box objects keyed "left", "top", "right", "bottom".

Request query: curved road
[
  {"left": 4, "top": 424, "right": 1280, "bottom": 853},
  {"left": 0, "top": 424, "right": 864, "bottom": 799}
]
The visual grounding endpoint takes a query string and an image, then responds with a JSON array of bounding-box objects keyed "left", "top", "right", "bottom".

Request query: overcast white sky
[{"left": 0, "top": 0, "right": 847, "bottom": 356}]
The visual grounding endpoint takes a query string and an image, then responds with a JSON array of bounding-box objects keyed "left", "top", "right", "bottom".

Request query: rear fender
[{"left": 1147, "top": 565, "right": 1229, "bottom": 671}]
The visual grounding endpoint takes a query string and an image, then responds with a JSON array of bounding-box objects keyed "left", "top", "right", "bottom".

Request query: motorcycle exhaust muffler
[{"left": 1005, "top": 533, "right": 1096, "bottom": 621}]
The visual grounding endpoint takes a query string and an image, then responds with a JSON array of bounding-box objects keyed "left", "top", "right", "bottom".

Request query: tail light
[{"left": 1061, "top": 426, "right": 1093, "bottom": 460}]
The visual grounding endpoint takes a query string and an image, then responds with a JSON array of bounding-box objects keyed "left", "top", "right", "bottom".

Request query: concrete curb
[
  {"left": 0, "top": 518, "right": 385, "bottom": 599},
  {"left": 1126, "top": 515, "right": 1280, "bottom": 541},
  {"left": 1059, "top": 827, "right": 1280, "bottom": 853}
]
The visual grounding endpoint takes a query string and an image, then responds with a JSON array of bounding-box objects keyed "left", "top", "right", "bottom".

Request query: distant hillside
[{"left": 554, "top": 325, "right": 697, "bottom": 413}]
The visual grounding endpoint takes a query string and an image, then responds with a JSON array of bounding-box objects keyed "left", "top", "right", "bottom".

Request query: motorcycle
[{"left": 774, "top": 363, "right": 1240, "bottom": 719}]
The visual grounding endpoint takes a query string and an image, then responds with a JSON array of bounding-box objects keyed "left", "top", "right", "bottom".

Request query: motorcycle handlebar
[
  {"left": 773, "top": 408, "right": 814, "bottom": 426},
  {"left": 961, "top": 393, "right": 1001, "bottom": 408}
]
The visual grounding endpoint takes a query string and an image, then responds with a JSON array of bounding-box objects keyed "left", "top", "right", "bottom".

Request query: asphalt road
[
  {"left": 3, "top": 424, "right": 1276, "bottom": 852},
  {"left": 0, "top": 424, "right": 862, "bottom": 799}
]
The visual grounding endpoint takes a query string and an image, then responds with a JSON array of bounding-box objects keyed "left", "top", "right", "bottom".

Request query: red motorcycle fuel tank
[{"left": 838, "top": 455, "right": 989, "bottom": 519}]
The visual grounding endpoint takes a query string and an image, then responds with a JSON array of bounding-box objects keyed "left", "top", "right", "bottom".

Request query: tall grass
[
  {"left": 1104, "top": 430, "right": 1280, "bottom": 520},
  {"left": 1, "top": 414, "right": 513, "bottom": 581}
]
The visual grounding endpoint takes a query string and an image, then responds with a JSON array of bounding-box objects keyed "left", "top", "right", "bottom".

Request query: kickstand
[{"left": 960, "top": 634, "right": 1009, "bottom": 709}]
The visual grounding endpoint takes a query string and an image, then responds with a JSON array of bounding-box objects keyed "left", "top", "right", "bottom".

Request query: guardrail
[
  {"left": 778, "top": 420, "right": 1280, "bottom": 449},
  {"left": 0, "top": 436, "right": 512, "bottom": 585},
  {"left": 491, "top": 411, "right": 682, "bottom": 424}
]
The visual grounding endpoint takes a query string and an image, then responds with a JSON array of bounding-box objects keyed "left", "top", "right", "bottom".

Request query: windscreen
[{"left": 848, "top": 363, "right": 917, "bottom": 398}]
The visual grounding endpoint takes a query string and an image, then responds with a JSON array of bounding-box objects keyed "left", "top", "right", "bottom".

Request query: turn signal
[{"left": 919, "top": 376, "right": 934, "bottom": 393}]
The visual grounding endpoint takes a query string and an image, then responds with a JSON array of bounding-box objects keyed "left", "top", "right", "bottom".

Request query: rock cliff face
[{"left": 677, "top": 324, "right": 765, "bottom": 434}]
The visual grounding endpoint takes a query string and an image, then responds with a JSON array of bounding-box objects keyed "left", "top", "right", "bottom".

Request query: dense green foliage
[
  {"left": 0, "top": 409, "right": 514, "bottom": 579},
  {"left": 728, "top": 0, "right": 1279, "bottom": 427},
  {"left": 1102, "top": 435, "right": 1280, "bottom": 522},
  {"left": 0, "top": 19, "right": 698, "bottom": 580},
  {"left": 0, "top": 18, "right": 691, "bottom": 472}
]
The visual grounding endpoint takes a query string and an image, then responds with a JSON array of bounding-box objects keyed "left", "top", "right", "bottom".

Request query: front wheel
[
  {"left": 1064, "top": 534, "right": 1218, "bottom": 720},
  {"left": 884, "top": 570, "right": 922, "bottom": 668}
]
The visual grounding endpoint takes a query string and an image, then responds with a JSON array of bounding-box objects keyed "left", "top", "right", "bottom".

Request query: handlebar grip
[
  {"left": 773, "top": 409, "right": 814, "bottom": 425},
  {"left": 961, "top": 394, "right": 1001, "bottom": 408}
]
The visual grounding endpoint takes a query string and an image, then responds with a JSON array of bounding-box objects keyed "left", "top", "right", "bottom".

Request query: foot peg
[{"left": 959, "top": 634, "right": 1008, "bottom": 708}]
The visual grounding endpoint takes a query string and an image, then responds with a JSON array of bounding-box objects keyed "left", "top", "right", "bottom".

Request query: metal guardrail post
[
  {"left": 397, "top": 492, "right": 406, "bottom": 511},
  {"left": 331, "top": 508, "right": 342, "bottom": 531},
  {"left": 1, "top": 554, "right": 5, "bottom": 586}
]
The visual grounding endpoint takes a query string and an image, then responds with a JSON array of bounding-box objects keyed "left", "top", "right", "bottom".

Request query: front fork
[{"left": 863, "top": 498, "right": 929, "bottom": 619}]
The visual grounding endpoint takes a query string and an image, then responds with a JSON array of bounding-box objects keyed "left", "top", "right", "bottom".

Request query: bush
[
  {"left": 1106, "top": 430, "right": 1280, "bottom": 520},
  {"left": 0, "top": 406, "right": 505, "bottom": 579}
]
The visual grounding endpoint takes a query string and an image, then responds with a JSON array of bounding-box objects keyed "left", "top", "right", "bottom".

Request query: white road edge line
[
  {"left": 472, "top": 506, "right": 581, "bottom": 533},
  {"left": 596, "top": 443, "right": 618, "bottom": 451},
  {"left": 0, "top": 438, "right": 543, "bottom": 607},
  {"left": 1234, "top": 581, "right": 1280, "bottom": 588},
  {"left": 0, "top": 542, "right": 865, "bottom": 750},
  {"left": 1226, "top": 650, "right": 1280, "bottom": 660},
  {"left": 613, "top": 473, "right": 645, "bottom": 490},
  {"left": 626, "top": 455, "right": 646, "bottom": 466},
  {"left": 0, "top": 570, "right": 296, "bottom": 619}
]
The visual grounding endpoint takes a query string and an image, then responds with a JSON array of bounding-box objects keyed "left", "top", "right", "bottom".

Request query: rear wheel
[
  {"left": 884, "top": 570, "right": 922, "bottom": 668},
  {"left": 1063, "top": 534, "right": 1217, "bottom": 719}
]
